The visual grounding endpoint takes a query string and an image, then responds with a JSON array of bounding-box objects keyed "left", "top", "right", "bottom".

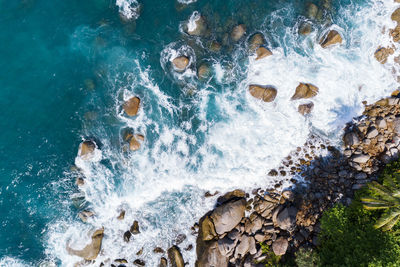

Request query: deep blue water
[{"left": 0, "top": 0, "right": 383, "bottom": 265}]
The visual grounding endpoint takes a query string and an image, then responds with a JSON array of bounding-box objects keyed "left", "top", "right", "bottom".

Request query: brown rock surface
[
  {"left": 319, "top": 30, "right": 342, "bottom": 48},
  {"left": 123, "top": 96, "right": 140, "bottom": 116},
  {"left": 249, "top": 85, "right": 277, "bottom": 102}
]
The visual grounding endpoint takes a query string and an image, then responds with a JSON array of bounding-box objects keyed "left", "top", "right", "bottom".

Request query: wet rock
[
  {"left": 123, "top": 97, "right": 141, "bottom": 116},
  {"left": 66, "top": 228, "right": 104, "bottom": 260},
  {"left": 210, "top": 199, "right": 246, "bottom": 235},
  {"left": 307, "top": 3, "right": 319, "bottom": 19},
  {"left": 217, "top": 189, "right": 245, "bottom": 204},
  {"left": 272, "top": 237, "right": 288, "bottom": 256},
  {"left": 78, "top": 210, "right": 94, "bottom": 222},
  {"left": 199, "top": 215, "right": 217, "bottom": 241},
  {"left": 130, "top": 220, "right": 140, "bottom": 234},
  {"left": 291, "top": 83, "right": 318, "bottom": 100},
  {"left": 276, "top": 206, "right": 297, "bottom": 231},
  {"left": 187, "top": 15, "right": 207, "bottom": 36},
  {"left": 154, "top": 247, "right": 165, "bottom": 254},
  {"left": 249, "top": 85, "right": 277, "bottom": 102},
  {"left": 76, "top": 177, "right": 85, "bottom": 186},
  {"left": 117, "top": 210, "right": 125, "bottom": 220},
  {"left": 248, "top": 33, "right": 265, "bottom": 51},
  {"left": 299, "top": 22, "right": 312, "bottom": 35},
  {"left": 375, "top": 47, "right": 394, "bottom": 64},
  {"left": 172, "top": 56, "right": 190, "bottom": 72},
  {"left": 133, "top": 259, "right": 145, "bottom": 266},
  {"left": 79, "top": 141, "right": 96, "bottom": 158},
  {"left": 392, "top": 8, "right": 400, "bottom": 24},
  {"left": 128, "top": 135, "right": 143, "bottom": 151},
  {"left": 115, "top": 259, "right": 128, "bottom": 264},
  {"left": 196, "top": 241, "right": 229, "bottom": 267},
  {"left": 298, "top": 102, "right": 314, "bottom": 115},
  {"left": 209, "top": 41, "right": 221, "bottom": 52},
  {"left": 175, "top": 234, "right": 186, "bottom": 245},
  {"left": 123, "top": 230, "right": 131, "bottom": 242},
  {"left": 344, "top": 132, "right": 360, "bottom": 147},
  {"left": 255, "top": 47, "right": 272, "bottom": 60},
  {"left": 319, "top": 30, "right": 342, "bottom": 48},
  {"left": 167, "top": 246, "right": 184, "bottom": 267},
  {"left": 160, "top": 257, "right": 168, "bottom": 267},
  {"left": 231, "top": 24, "right": 246, "bottom": 41}
]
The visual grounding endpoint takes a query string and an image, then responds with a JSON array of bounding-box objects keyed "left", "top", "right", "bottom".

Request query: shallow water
[{"left": 0, "top": 0, "right": 399, "bottom": 266}]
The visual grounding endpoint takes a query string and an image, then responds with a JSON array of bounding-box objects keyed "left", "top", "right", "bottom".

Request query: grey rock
[
  {"left": 276, "top": 206, "right": 297, "bottom": 231},
  {"left": 366, "top": 127, "right": 379, "bottom": 139},
  {"left": 217, "top": 236, "right": 236, "bottom": 257},
  {"left": 344, "top": 132, "right": 360, "bottom": 146},
  {"left": 272, "top": 237, "right": 288, "bottom": 256},
  {"left": 355, "top": 172, "right": 367, "bottom": 180},
  {"left": 376, "top": 118, "right": 387, "bottom": 129},
  {"left": 211, "top": 199, "right": 246, "bottom": 235},
  {"left": 351, "top": 154, "right": 370, "bottom": 164},
  {"left": 234, "top": 235, "right": 257, "bottom": 258},
  {"left": 196, "top": 241, "right": 228, "bottom": 267}
]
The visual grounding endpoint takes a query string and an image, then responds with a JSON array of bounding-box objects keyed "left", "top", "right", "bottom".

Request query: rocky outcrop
[
  {"left": 172, "top": 56, "right": 190, "bottom": 72},
  {"left": 291, "top": 83, "right": 318, "bottom": 100},
  {"left": 249, "top": 85, "right": 277, "bottom": 102},
  {"left": 319, "top": 30, "right": 342, "bottom": 48},
  {"left": 123, "top": 96, "right": 141, "bottom": 116},
  {"left": 168, "top": 246, "right": 185, "bottom": 267},
  {"left": 66, "top": 228, "right": 104, "bottom": 260}
]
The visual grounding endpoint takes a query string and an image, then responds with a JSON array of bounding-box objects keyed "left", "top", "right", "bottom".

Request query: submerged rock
[
  {"left": 198, "top": 64, "right": 211, "bottom": 80},
  {"left": 78, "top": 210, "right": 94, "bottom": 222},
  {"left": 172, "top": 56, "right": 190, "bottom": 72},
  {"left": 249, "top": 85, "right": 277, "bottom": 102},
  {"left": 256, "top": 47, "right": 272, "bottom": 60},
  {"left": 123, "top": 96, "right": 141, "bottom": 116},
  {"left": 307, "top": 3, "right": 319, "bottom": 19},
  {"left": 248, "top": 33, "right": 265, "bottom": 51},
  {"left": 167, "top": 246, "right": 185, "bottom": 267},
  {"left": 319, "top": 30, "right": 342, "bottom": 48},
  {"left": 291, "top": 83, "right": 318, "bottom": 100},
  {"left": 187, "top": 14, "right": 207, "bottom": 36},
  {"left": 66, "top": 228, "right": 104, "bottom": 260},
  {"left": 299, "top": 22, "right": 312, "bottom": 35},
  {"left": 231, "top": 24, "right": 246, "bottom": 41}
]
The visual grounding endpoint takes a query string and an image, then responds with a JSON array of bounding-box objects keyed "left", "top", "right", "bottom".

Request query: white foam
[
  {"left": 116, "top": 0, "right": 141, "bottom": 20},
  {"left": 187, "top": 11, "right": 201, "bottom": 32},
  {"left": 45, "top": 0, "right": 400, "bottom": 266},
  {"left": 177, "top": 0, "right": 197, "bottom": 4},
  {"left": 0, "top": 257, "right": 28, "bottom": 267}
]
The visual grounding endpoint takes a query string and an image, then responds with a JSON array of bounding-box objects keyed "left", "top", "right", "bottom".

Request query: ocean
[{"left": 0, "top": 0, "right": 398, "bottom": 265}]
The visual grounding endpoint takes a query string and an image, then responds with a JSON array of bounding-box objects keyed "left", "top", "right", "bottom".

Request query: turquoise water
[{"left": 0, "top": 0, "right": 397, "bottom": 265}]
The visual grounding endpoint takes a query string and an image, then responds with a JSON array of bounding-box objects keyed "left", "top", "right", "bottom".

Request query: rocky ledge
[{"left": 194, "top": 92, "right": 400, "bottom": 266}]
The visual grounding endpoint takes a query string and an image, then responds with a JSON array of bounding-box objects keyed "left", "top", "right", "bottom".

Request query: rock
[
  {"left": 123, "top": 230, "right": 132, "bottom": 242},
  {"left": 344, "top": 132, "right": 360, "bottom": 146},
  {"left": 198, "top": 64, "right": 211, "bottom": 80},
  {"left": 76, "top": 177, "right": 85, "bottom": 186},
  {"left": 307, "top": 3, "right": 319, "bottom": 19},
  {"left": 185, "top": 244, "right": 193, "bottom": 251},
  {"left": 299, "top": 22, "right": 312, "bottom": 35},
  {"left": 355, "top": 172, "right": 367, "bottom": 180},
  {"left": 392, "top": 8, "right": 400, "bottom": 24},
  {"left": 117, "top": 210, "right": 125, "bottom": 220},
  {"left": 175, "top": 234, "right": 186, "bottom": 245},
  {"left": 394, "top": 118, "right": 400, "bottom": 134},
  {"left": 217, "top": 189, "right": 246, "bottom": 205},
  {"left": 210, "top": 41, "right": 221, "bottom": 52},
  {"left": 79, "top": 141, "right": 96, "bottom": 158},
  {"left": 249, "top": 33, "right": 265, "bottom": 51},
  {"left": 298, "top": 102, "right": 314, "bottom": 115},
  {"left": 255, "top": 47, "right": 272, "bottom": 60},
  {"left": 249, "top": 85, "right": 277, "bottom": 102},
  {"left": 167, "top": 246, "right": 185, "bottom": 267},
  {"left": 195, "top": 241, "right": 229, "bottom": 267},
  {"left": 272, "top": 237, "right": 288, "bottom": 256},
  {"left": 374, "top": 47, "right": 394, "bottom": 64},
  {"left": 231, "top": 24, "right": 246, "bottom": 41},
  {"left": 187, "top": 15, "right": 207, "bottom": 36},
  {"left": 160, "top": 257, "right": 168, "bottom": 267},
  {"left": 129, "top": 136, "right": 141, "bottom": 151},
  {"left": 217, "top": 236, "right": 236, "bottom": 257},
  {"left": 210, "top": 199, "right": 246, "bottom": 235},
  {"left": 291, "top": 83, "right": 318, "bottom": 100},
  {"left": 351, "top": 154, "right": 370, "bottom": 164},
  {"left": 133, "top": 259, "right": 145, "bottom": 266},
  {"left": 366, "top": 127, "right": 379, "bottom": 139},
  {"left": 199, "top": 215, "right": 217, "bottom": 241},
  {"left": 115, "top": 259, "right": 128, "bottom": 264},
  {"left": 66, "top": 228, "right": 104, "bottom": 260},
  {"left": 172, "top": 56, "right": 190, "bottom": 72},
  {"left": 282, "top": 190, "right": 294, "bottom": 202},
  {"left": 245, "top": 215, "right": 263, "bottom": 234},
  {"left": 123, "top": 97, "right": 141, "bottom": 116},
  {"left": 154, "top": 247, "right": 165, "bottom": 254},
  {"left": 234, "top": 235, "right": 257, "bottom": 258},
  {"left": 319, "top": 30, "right": 342, "bottom": 48},
  {"left": 390, "top": 26, "right": 400, "bottom": 42},
  {"left": 276, "top": 206, "right": 297, "bottom": 231},
  {"left": 78, "top": 210, "right": 94, "bottom": 222},
  {"left": 130, "top": 220, "right": 140, "bottom": 234}
]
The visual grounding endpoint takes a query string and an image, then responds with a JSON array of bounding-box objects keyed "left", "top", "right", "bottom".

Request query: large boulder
[
  {"left": 343, "top": 132, "right": 360, "bottom": 147},
  {"left": 234, "top": 235, "right": 257, "bottom": 258},
  {"left": 231, "top": 24, "right": 246, "bottom": 41},
  {"left": 172, "top": 56, "right": 190, "bottom": 72},
  {"left": 319, "top": 30, "right": 342, "bottom": 48},
  {"left": 196, "top": 241, "right": 229, "bottom": 267},
  {"left": 272, "top": 237, "right": 288, "bottom": 256},
  {"left": 249, "top": 85, "right": 277, "bottom": 102},
  {"left": 123, "top": 96, "right": 140, "bottom": 116},
  {"left": 168, "top": 246, "right": 185, "bottom": 267},
  {"left": 217, "top": 189, "right": 246, "bottom": 205},
  {"left": 210, "top": 199, "right": 246, "bottom": 235},
  {"left": 275, "top": 206, "right": 297, "bottom": 231},
  {"left": 66, "top": 228, "right": 104, "bottom": 260},
  {"left": 199, "top": 215, "right": 217, "bottom": 241},
  {"left": 291, "top": 83, "right": 318, "bottom": 100}
]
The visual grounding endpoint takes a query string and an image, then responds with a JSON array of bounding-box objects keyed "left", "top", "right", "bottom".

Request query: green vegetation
[{"left": 258, "top": 242, "right": 281, "bottom": 267}]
